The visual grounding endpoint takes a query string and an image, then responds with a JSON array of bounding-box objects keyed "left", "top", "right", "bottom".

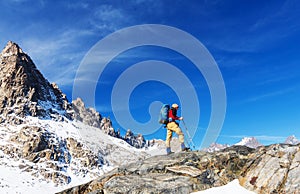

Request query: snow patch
[{"left": 191, "top": 179, "right": 255, "bottom": 194}]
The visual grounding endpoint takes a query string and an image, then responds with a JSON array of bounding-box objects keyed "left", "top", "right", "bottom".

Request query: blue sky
[{"left": 0, "top": 0, "right": 299, "bottom": 148}]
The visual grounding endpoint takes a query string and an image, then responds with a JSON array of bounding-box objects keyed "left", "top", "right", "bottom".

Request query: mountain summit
[
  {"left": 0, "top": 41, "right": 162, "bottom": 193},
  {"left": 0, "top": 41, "right": 71, "bottom": 123},
  {"left": 235, "top": 137, "right": 262, "bottom": 149},
  {"left": 285, "top": 135, "right": 300, "bottom": 145}
]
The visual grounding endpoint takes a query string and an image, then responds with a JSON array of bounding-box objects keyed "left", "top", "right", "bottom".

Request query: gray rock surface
[
  {"left": 57, "top": 146, "right": 255, "bottom": 194},
  {"left": 58, "top": 144, "right": 300, "bottom": 194},
  {"left": 240, "top": 144, "right": 300, "bottom": 193}
]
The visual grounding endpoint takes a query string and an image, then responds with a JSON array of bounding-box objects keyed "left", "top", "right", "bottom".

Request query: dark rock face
[
  {"left": 58, "top": 144, "right": 300, "bottom": 194},
  {"left": 0, "top": 41, "right": 71, "bottom": 122}
]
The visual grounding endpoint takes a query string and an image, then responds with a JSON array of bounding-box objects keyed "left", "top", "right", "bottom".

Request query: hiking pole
[{"left": 182, "top": 120, "right": 196, "bottom": 150}]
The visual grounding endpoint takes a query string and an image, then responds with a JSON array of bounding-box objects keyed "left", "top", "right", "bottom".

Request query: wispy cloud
[
  {"left": 20, "top": 29, "right": 95, "bottom": 88},
  {"left": 206, "top": 0, "right": 300, "bottom": 54},
  {"left": 242, "top": 86, "right": 298, "bottom": 103},
  {"left": 250, "top": 0, "right": 300, "bottom": 33},
  {"left": 89, "top": 5, "right": 132, "bottom": 35}
]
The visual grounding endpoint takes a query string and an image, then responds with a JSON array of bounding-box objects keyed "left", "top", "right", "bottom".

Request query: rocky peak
[
  {"left": 1, "top": 41, "right": 24, "bottom": 56},
  {"left": 285, "top": 135, "right": 300, "bottom": 145},
  {"left": 72, "top": 98, "right": 102, "bottom": 128},
  {"left": 235, "top": 137, "right": 262, "bottom": 149},
  {"left": 0, "top": 41, "right": 71, "bottom": 123},
  {"left": 124, "top": 129, "right": 147, "bottom": 148},
  {"left": 202, "top": 142, "right": 230, "bottom": 153}
]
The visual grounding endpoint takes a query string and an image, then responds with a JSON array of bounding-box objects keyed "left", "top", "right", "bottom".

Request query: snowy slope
[{"left": 0, "top": 116, "right": 164, "bottom": 194}]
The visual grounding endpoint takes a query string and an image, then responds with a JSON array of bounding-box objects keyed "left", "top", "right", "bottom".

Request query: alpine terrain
[
  {"left": 1, "top": 41, "right": 300, "bottom": 194},
  {"left": 0, "top": 41, "right": 164, "bottom": 193}
]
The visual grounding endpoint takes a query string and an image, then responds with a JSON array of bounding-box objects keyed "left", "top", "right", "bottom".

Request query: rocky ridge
[
  {"left": 0, "top": 41, "right": 160, "bottom": 190},
  {"left": 0, "top": 41, "right": 72, "bottom": 124},
  {"left": 72, "top": 98, "right": 148, "bottom": 149},
  {"left": 72, "top": 98, "right": 102, "bottom": 128},
  {"left": 0, "top": 41, "right": 105, "bottom": 185},
  {"left": 59, "top": 144, "right": 300, "bottom": 194}
]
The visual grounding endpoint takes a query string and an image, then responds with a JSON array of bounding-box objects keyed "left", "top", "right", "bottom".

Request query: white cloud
[
  {"left": 250, "top": 0, "right": 299, "bottom": 32},
  {"left": 242, "top": 86, "right": 298, "bottom": 103},
  {"left": 19, "top": 29, "right": 95, "bottom": 88},
  {"left": 89, "top": 5, "right": 132, "bottom": 34}
]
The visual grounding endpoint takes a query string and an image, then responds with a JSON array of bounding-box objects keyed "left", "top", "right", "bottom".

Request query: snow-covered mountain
[
  {"left": 202, "top": 142, "right": 230, "bottom": 152},
  {"left": 284, "top": 135, "right": 300, "bottom": 145},
  {"left": 235, "top": 137, "right": 262, "bottom": 148},
  {"left": 202, "top": 137, "right": 261, "bottom": 152},
  {"left": 0, "top": 41, "right": 164, "bottom": 193}
]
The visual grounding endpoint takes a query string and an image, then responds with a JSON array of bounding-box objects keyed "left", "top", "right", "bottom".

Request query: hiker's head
[{"left": 172, "top": 103, "right": 179, "bottom": 109}]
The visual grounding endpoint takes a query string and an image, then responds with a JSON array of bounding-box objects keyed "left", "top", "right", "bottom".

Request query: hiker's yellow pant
[{"left": 166, "top": 122, "right": 184, "bottom": 147}]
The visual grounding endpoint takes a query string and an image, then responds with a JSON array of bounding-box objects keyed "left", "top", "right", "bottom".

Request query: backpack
[{"left": 158, "top": 104, "right": 170, "bottom": 124}]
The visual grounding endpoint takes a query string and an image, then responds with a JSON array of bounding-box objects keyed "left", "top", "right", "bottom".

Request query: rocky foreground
[{"left": 58, "top": 144, "right": 300, "bottom": 194}]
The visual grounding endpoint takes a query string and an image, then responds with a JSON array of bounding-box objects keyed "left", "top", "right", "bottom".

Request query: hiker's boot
[
  {"left": 166, "top": 147, "right": 173, "bottom": 155},
  {"left": 181, "top": 143, "right": 190, "bottom": 152}
]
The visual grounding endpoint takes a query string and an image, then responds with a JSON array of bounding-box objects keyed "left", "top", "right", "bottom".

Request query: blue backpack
[{"left": 158, "top": 104, "right": 170, "bottom": 124}]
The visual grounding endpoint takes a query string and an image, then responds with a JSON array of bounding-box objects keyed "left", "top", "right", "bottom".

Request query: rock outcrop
[
  {"left": 72, "top": 98, "right": 148, "bottom": 149},
  {"left": 72, "top": 98, "right": 102, "bottom": 128},
  {"left": 0, "top": 41, "right": 71, "bottom": 123},
  {"left": 58, "top": 145, "right": 255, "bottom": 193},
  {"left": 124, "top": 129, "right": 147, "bottom": 149},
  {"left": 240, "top": 144, "right": 300, "bottom": 193},
  {"left": 0, "top": 123, "right": 105, "bottom": 185},
  {"left": 58, "top": 144, "right": 300, "bottom": 194}
]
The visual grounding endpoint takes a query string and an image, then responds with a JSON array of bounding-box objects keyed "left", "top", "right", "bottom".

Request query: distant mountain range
[{"left": 203, "top": 136, "right": 300, "bottom": 152}]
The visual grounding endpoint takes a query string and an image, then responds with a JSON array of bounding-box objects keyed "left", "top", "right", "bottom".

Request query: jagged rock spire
[
  {"left": 2, "top": 41, "right": 24, "bottom": 55},
  {"left": 0, "top": 41, "right": 71, "bottom": 123}
]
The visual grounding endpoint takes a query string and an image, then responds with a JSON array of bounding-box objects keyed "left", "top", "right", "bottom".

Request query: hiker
[{"left": 166, "top": 103, "right": 188, "bottom": 154}]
